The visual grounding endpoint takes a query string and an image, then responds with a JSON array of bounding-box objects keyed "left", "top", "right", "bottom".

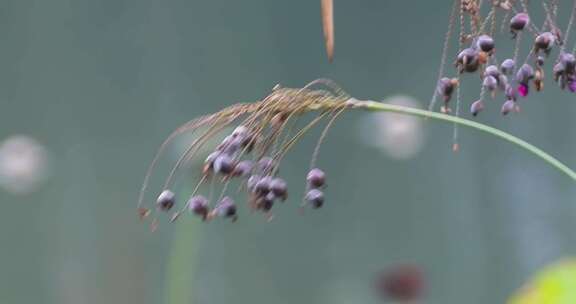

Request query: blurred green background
[{"left": 0, "top": 0, "right": 575, "bottom": 303}]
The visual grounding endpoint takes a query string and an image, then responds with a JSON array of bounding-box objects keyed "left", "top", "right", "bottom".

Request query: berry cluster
[
  {"left": 138, "top": 83, "right": 348, "bottom": 229},
  {"left": 433, "top": 1, "right": 576, "bottom": 117}
]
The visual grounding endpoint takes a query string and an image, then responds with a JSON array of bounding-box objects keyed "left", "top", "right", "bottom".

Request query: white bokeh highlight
[
  {"left": 0, "top": 135, "right": 49, "bottom": 194},
  {"left": 358, "top": 95, "right": 425, "bottom": 160}
]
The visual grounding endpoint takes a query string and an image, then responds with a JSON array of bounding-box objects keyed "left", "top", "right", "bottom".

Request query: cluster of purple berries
[
  {"left": 153, "top": 125, "right": 329, "bottom": 223},
  {"left": 436, "top": 10, "right": 576, "bottom": 117}
]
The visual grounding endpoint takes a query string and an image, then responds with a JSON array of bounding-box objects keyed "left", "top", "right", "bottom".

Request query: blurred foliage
[{"left": 509, "top": 259, "right": 576, "bottom": 304}]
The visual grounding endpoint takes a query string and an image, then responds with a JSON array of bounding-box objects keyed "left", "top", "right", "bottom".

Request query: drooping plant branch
[{"left": 139, "top": 79, "right": 576, "bottom": 231}]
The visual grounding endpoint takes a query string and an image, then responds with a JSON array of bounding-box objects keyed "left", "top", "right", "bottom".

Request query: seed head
[
  {"left": 213, "top": 154, "right": 234, "bottom": 175},
  {"left": 270, "top": 177, "right": 288, "bottom": 201},
  {"left": 476, "top": 35, "right": 495, "bottom": 53},
  {"left": 307, "top": 168, "right": 326, "bottom": 188},
  {"left": 501, "top": 99, "right": 516, "bottom": 115},
  {"left": 215, "top": 196, "right": 237, "bottom": 220},
  {"left": 232, "top": 160, "right": 253, "bottom": 177},
  {"left": 305, "top": 188, "right": 324, "bottom": 209},
  {"left": 500, "top": 59, "right": 516, "bottom": 75},
  {"left": 470, "top": 100, "right": 484, "bottom": 116},
  {"left": 483, "top": 75, "right": 498, "bottom": 91},
  {"left": 516, "top": 64, "right": 535, "bottom": 84},
  {"left": 534, "top": 32, "right": 555, "bottom": 54},
  {"left": 457, "top": 48, "right": 480, "bottom": 73},
  {"left": 188, "top": 195, "right": 209, "bottom": 219},
  {"left": 157, "top": 190, "right": 176, "bottom": 211},
  {"left": 510, "top": 13, "right": 530, "bottom": 32}
]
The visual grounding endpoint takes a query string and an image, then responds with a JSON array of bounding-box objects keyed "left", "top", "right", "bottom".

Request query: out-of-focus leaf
[{"left": 508, "top": 259, "right": 576, "bottom": 304}]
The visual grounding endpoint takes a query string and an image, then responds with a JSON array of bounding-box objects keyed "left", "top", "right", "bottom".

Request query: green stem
[{"left": 351, "top": 99, "right": 576, "bottom": 182}]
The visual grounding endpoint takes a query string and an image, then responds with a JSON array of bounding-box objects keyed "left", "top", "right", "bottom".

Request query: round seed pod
[
  {"left": 505, "top": 84, "right": 517, "bottom": 101},
  {"left": 259, "top": 192, "right": 275, "bottom": 211},
  {"left": 560, "top": 53, "right": 576, "bottom": 72},
  {"left": 476, "top": 35, "right": 495, "bottom": 53},
  {"left": 188, "top": 195, "right": 209, "bottom": 219},
  {"left": 483, "top": 75, "right": 498, "bottom": 91},
  {"left": 500, "top": 59, "right": 516, "bottom": 75},
  {"left": 484, "top": 65, "right": 500, "bottom": 79},
  {"left": 536, "top": 55, "right": 546, "bottom": 67},
  {"left": 553, "top": 62, "right": 565, "bottom": 82},
  {"left": 232, "top": 160, "right": 253, "bottom": 177},
  {"left": 307, "top": 168, "right": 326, "bottom": 188},
  {"left": 510, "top": 13, "right": 530, "bottom": 31},
  {"left": 254, "top": 176, "right": 272, "bottom": 195},
  {"left": 457, "top": 48, "right": 480, "bottom": 73},
  {"left": 213, "top": 154, "right": 234, "bottom": 175},
  {"left": 216, "top": 196, "right": 237, "bottom": 219},
  {"left": 305, "top": 189, "right": 324, "bottom": 209},
  {"left": 516, "top": 64, "right": 535, "bottom": 84},
  {"left": 534, "top": 32, "right": 555, "bottom": 53},
  {"left": 157, "top": 190, "right": 176, "bottom": 211},
  {"left": 270, "top": 177, "right": 288, "bottom": 201},
  {"left": 501, "top": 99, "right": 516, "bottom": 115},
  {"left": 436, "top": 77, "right": 455, "bottom": 101},
  {"left": 470, "top": 100, "right": 484, "bottom": 116}
]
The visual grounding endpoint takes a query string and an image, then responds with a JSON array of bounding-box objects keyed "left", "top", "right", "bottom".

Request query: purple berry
[
  {"left": 307, "top": 168, "right": 326, "bottom": 188},
  {"left": 518, "top": 83, "right": 529, "bottom": 97},
  {"left": 470, "top": 100, "right": 484, "bottom": 116},
  {"left": 560, "top": 53, "right": 576, "bottom": 72},
  {"left": 216, "top": 196, "right": 237, "bottom": 219},
  {"left": 516, "top": 64, "right": 534, "bottom": 84},
  {"left": 483, "top": 75, "right": 498, "bottom": 91},
  {"left": 188, "top": 195, "right": 209, "bottom": 219},
  {"left": 270, "top": 177, "right": 288, "bottom": 201},
  {"left": 157, "top": 190, "right": 176, "bottom": 211},
  {"left": 213, "top": 154, "right": 234, "bottom": 175},
  {"left": 232, "top": 125, "right": 248, "bottom": 138},
  {"left": 254, "top": 176, "right": 272, "bottom": 195},
  {"left": 259, "top": 192, "right": 275, "bottom": 211},
  {"left": 457, "top": 48, "right": 480, "bottom": 73},
  {"left": 436, "top": 77, "right": 455, "bottom": 101},
  {"left": 501, "top": 99, "right": 516, "bottom": 115},
  {"left": 510, "top": 13, "right": 529, "bottom": 32},
  {"left": 534, "top": 32, "right": 555, "bottom": 53},
  {"left": 305, "top": 189, "right": 324, "bottom": 209},
  {"left": 500, "top": 59, "right": 515, "bottom": 75},
  {"left": 232, "top": 160, "right": 253, "bottom": 177},
  {"left": 484, "top": 65, "right": 500, "bottom": 78},
  {"left": 476, "top": 35, "right": 495, "bottom": 52}
]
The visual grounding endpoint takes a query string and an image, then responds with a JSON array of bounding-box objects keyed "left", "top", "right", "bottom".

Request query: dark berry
[
  {"left": 534, "top": 32, "right": 555, "bottom": 53},
  {"left": 157, "top": 190, "right": 176, "bottom": 211},
  {"left": 188, "top": 195, "right": 209, "bottom": 219},
  {"left": 216, "top": 196, "right": 237, "bottom": 219},
  {"left": 213, "top": 154, "right": 234, "bottom": 175},
  {"left": 232, "top": 160, "right": 253, "bottom": 177},
  {"left": 500, "top": 59, "right": 515, "bottom": 75},
  {"left": 470, "top": 100, "right": 484, "bottom": 116},
  {"left": 305, "top": 189, "right": 324, "bottom": 209},
  {"left": 307, "top": 168, "right": 326, "bottom": 188},
  {"left": 560, "top": 53, "right": 576, "bottom": 72},
  {"left": 259, "top": 192, "right": 275, "bottom": 211},
  {"left": 501, "top": 99, "right": 516, "bottom": 115},
  {"left": 270, "top": 177, "right": 288, "bottom": 201},
  {"left": 510, "top": 13, "right": 529, "bottom": 31},
  {"left": 457, "top": 48, "right": 480, "bottom": 73},
  {"left": 255, "top": 176, "right": 272, "bottom": 195},
  {"left": 516, "top": 64, "right": 534, "bottom": 84},
  {"left": 476, "top": 35, "right": 495, "bottom": 52},
  {"left": 483, "top": 75, "right": 498, "bottom": 91}
]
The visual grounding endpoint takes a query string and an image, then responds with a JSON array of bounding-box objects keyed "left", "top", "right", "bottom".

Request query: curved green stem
[{"left": 350, "top": 99, "right": 576, "bottom": 182}]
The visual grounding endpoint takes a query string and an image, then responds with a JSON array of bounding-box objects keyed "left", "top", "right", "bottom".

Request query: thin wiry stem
[
  {"left": 428, "top": 0, "right": 458, "bottom": 112},
  {"left": 349, "top": 99, "right": 576, "bottom": 182}
]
